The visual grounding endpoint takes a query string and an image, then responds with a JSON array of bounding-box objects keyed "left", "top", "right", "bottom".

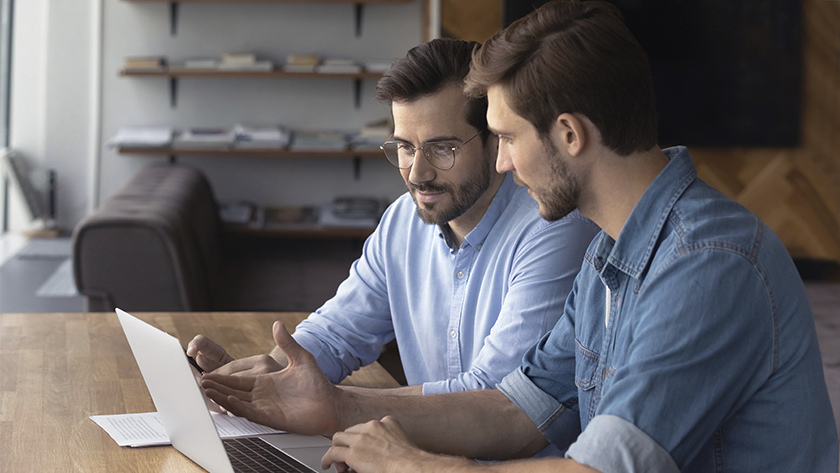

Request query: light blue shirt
[
  {"left": 500, "top": 147, "right": 838, "bottom": 471},
  {"left": 293, "top": 173, "right": 599, "bottom": 394}
]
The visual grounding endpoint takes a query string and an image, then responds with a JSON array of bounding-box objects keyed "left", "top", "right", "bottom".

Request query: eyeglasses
[{"left": 380, "top": 132, "right": 482, "bottom": 171}]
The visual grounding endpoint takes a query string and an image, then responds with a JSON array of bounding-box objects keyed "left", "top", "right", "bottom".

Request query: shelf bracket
[
  {"left": 354, "top": 78, "right": 362, "bottom": 109},
  {"left": 170, "top": 2, "right": 179, "bottom": 37},
  {"left": 169, "top": 77, "right": 178, "bottom": 108},
  {"left": 355, "top": 3, "right": 364, "bottom": 37},
  {"left": 168, "top": 154, "right": 177, "bottom": 164},
  {"left": 353, "top": 156, "right": 362, "bottom": 180}
]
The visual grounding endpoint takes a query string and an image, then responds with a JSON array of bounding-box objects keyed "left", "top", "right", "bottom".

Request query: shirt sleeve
[
  {"left": 571, "top": 249, "right": 776, "bottom": 470},
  {"left": 292, "top": 204, "right": 397, "bottom": 384},
  {"left": 421, "top": 213, "right": 599, "bottom": 394}
]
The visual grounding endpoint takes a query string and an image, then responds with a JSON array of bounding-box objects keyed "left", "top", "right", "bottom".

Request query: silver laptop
[{"left": 116, "top": 308, "right": 335, "bottom": 473}]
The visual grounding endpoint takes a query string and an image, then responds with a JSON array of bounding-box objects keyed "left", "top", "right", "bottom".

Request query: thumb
[{"left": 273, "top": 321, "right": 308, "bottom": 366}]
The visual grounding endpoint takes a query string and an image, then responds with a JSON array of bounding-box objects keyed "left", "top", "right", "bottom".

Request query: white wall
[{"left": 10, "top": 0, "right": 425, "bottom": 231}]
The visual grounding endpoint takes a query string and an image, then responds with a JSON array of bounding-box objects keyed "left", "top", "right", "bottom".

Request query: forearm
[{"left": 335, "top": 387, "right": 547, "bottom": 459}]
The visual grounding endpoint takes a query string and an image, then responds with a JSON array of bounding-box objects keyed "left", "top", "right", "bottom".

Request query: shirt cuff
[
  {"left": 566, "top": 415, "right": 679, "bottom": 473},
  {"left": 498, "top": 368, "right": 581, "bottom": 449},
  {"left": 291, "top": 332, "right": 342, "bottom": 384}
]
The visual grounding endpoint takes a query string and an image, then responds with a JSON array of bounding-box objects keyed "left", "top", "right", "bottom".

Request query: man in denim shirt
[{"left": 202, "top": 1, "right": 839, "bottom": 471}]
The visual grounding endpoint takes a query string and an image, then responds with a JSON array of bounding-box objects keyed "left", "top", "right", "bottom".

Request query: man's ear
[{"left": 554, "top": 113, "right": 586, "bottom": 157}]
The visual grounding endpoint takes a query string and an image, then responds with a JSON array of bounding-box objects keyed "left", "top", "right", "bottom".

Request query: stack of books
[
  {"left": 349, "top": 118, "right": 393, "bottom": 151},
  {"left": 107, "top": 127, "right": 174, "bottom": 148},
  {"left": 290, "top": 130, "right": 349, "bottom": 151},
  {"left": 316, "top": 58, "right": 362, "bottom": 74},
  {"left": 234, "top": 124, "right": 291, "bottom": 149},
  {"left": 173, "top": 128, "right": 237, "bottom": 149},
  {"left": 123, "top": 57, "right": 166, "bottom": 71},
  {"left": 217, "top": 52, "right": 274, "bottom": 72},
  {"left": 283, "top": 54, "right": 321, "bottom": 73}
]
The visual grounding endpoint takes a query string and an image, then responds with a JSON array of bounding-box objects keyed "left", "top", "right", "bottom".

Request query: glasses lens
[
  {"left": 425, "top": 143, "right": 455, "bottom": 170},
  {"left": 381, "top": 142, "right": 405, "bottom": 168}
]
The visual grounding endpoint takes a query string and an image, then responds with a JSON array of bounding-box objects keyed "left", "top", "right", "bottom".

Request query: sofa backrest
[{"left": 72, "top": 164, "right": 222, "bottom": 311}]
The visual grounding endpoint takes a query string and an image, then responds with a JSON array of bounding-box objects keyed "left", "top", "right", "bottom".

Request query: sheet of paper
[{"left": 91, "top": 411, "right": 285, "bottom": 447}]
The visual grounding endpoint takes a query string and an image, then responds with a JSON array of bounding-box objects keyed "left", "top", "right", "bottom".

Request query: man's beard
[
  {"left": 408, "top": 158, "right": 493, "bottom": 225},
  {"left": 528, "top": 138, "right": 581, "bottom": 222}
]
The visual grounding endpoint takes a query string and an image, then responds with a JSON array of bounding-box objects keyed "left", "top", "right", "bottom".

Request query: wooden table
[{"left": 0, "top": 312, "right": 399, "bottom": 472}]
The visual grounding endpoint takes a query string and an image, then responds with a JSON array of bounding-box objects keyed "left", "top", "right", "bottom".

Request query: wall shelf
[
  {"left": 118, "top": 146, "right": 384, "bottom": 179},
  {"left": 120, "top": 68, "right": 383, "bottom": 108}
]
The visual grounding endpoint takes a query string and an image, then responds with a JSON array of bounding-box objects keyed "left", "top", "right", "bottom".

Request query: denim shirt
[
  {"left": 293, "top": 173, "right": 599, "bottom": 394},
  {"left": 500, "top": 147, "right": 838, "bottom": 472}
]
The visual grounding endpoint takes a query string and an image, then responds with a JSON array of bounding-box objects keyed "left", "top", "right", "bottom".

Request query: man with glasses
[{"left": 189, "top": 38, "right": 599, "bottom": 397}]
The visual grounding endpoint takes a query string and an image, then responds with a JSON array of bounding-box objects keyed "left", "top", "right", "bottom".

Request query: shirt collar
[
  {"left": 437, "top": 172, "right": 518, "bottom": 251},
  {"left": 591, "top": 146, "right": 697, "bottom": 278}
]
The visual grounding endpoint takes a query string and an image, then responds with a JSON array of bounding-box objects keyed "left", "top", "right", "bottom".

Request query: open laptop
[{"left": 116, "top": 308, "right": 335, "bottom": 473}]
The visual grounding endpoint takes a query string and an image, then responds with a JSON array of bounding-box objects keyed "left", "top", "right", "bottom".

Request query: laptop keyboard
[{"left": 224, "top": 437, "right": 315, "bottom": 473}]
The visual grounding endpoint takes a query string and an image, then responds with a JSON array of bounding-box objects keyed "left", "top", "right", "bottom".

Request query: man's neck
[
  {"left": 447, "top": 173, "right": 506, "bottom": 248},
  {"left": 580, "top": 147, "right": 670, "bottom": 241}
]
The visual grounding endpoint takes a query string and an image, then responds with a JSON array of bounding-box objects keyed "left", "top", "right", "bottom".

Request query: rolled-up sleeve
[{"left": 566, "top": 415, "right": 678, "bottom": 473}]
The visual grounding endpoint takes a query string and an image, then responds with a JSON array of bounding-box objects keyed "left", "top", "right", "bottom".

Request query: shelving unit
[{"left": 116, "top": 0, "right": 414, "bottom": 239}]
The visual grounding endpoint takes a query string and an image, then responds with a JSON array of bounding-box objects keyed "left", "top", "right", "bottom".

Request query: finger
[
  {"left": 201, "top": 373, "right": 257, "bottom": 395},
  {"left": 204, "top": 388, "right": 254, "bottom": 419},
  {"left": 321, "top": 445, "right": 351, "bottom": 472},
  {"left": 272, "top": 321, "right": 312, "bottom": 366}
]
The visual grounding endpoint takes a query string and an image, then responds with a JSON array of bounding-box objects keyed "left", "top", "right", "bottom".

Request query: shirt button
[
  {"left": 449, "top": 330, "right": 457, "bottom": 338},
  {"left": 457, "top": 271, "right": 465, "bottom": 279},
  {"left": 476, "top": 243, "right": 483, "bottom": 250}
]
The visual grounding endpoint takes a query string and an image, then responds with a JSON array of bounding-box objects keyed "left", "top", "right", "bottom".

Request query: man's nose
[
  {"left": 408, "top": 149, "right": 436, "bottom": 184},
  {"left": 496, "top": 142, "right": 513, "bottom": 174}
]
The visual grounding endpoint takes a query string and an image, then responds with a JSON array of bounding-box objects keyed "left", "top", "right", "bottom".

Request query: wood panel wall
[
  {"left": 442, "top": 0, "right": 840, "bottom": 262},
  {"left": 691, "top": 0, "right": 840, "bottom": 262}
]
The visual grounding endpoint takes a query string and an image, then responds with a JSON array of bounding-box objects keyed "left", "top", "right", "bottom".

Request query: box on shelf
[
  {"left": 107, "top": 127, "right": 174, "bottom": 148},
  {"left": 124, "top": 56, "right": 166, "bottom": 71},
  {"left": 173, "top": 128, "right": 237, "bottom": 149}
]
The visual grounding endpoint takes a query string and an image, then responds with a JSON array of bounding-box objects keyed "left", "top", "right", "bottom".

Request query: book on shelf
[
  {"left": 182, "top": 58, "right": 220, "bottom": 69},
  {"left": 315, "top": 58, "right": 362, "bottom": 74},
  {"left": 348, "top": 118, "right": 393, "bottom": 151},
  {"left": 286, "top": 54, "right": 320, "bottom": 66},
  {"left": 318, "top": 197, "right": 384, "bottom": 228},
  {"left": 218, "top": 201, "right": 256, "bottom": 225},
  {"left": 263, "top": 205, "right": 319, "bottom": 229},
  {"left": 361, "top": 59, "right": 395, "bottom": 73},
  {"left": 289, "top": 130, "right": 350, "bottom": 151},
  {"left": 124, "top": 56, "right": 166, "bottom": 71},
  {"left": 233, "top": 124, "right": 291, "bottom": 149},
  {"left": 107, "top": 126, "right": 174, "bottom": 148},
  {"left": 217, "top": 60, "right": 274, "bottom": 72},
  {"left": 173, "top": 128, "right": 237, "bottom": 149},
  {"left": 221, "top": 52, "right": 257, "bottom": 65}
]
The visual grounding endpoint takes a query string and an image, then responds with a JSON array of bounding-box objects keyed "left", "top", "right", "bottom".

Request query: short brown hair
[
  {"left": 465, "top": 0, "right": 657, "bottom": 156},
  {"left": 375, "top": 38, "right": 489, "bottom": 140}
]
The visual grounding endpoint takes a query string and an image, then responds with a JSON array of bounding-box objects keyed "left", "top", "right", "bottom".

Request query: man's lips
[{"left": 414, "top": 189, "right": 446, "bottom": 203}]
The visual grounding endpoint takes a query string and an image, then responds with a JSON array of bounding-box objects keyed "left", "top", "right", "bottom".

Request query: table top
[{"left": 0, "top": 311, "right": 399, "bottom": 472}]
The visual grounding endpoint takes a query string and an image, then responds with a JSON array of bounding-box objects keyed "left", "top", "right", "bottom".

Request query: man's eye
[
  {"left": 427, "top": 143, "right": 451, "bottom": 154},
  {"left": 397, "top": 143, "right": 414, "bottom": 151}
]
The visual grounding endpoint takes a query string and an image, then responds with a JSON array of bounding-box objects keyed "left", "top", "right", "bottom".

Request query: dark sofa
[{"left": 72, "top": 163, "right": 360, "bottom": 312}]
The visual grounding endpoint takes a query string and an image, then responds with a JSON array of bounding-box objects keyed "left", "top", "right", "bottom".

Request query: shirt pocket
[{"left": 575, "top": 339, "right": 600, "bottom": 419}]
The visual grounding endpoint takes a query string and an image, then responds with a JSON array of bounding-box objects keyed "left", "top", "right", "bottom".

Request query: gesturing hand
[
  {"left": 322, "top": 416, "right": 448, "bottom": 473},
  {"left": 200, "top": 321, "right": 341, "bottom": 436},
  {"left": 186, "top": 334, "right": 235, "bottom": 372}
]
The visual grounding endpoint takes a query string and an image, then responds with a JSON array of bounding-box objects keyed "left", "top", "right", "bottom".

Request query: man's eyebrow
[
  {"left": 392, "top": 135, "right": 464, "bottom": 145},
  {"left": 487, "top": 127, "right": 506, "bottom": 136}
]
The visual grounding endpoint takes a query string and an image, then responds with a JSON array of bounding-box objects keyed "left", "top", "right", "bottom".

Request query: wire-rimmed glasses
[{"left": 380, "top": 132, "right": 482, "bottom": 171}]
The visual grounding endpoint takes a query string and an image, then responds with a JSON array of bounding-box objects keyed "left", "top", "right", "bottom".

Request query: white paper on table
[{"left": 91, "top": 411, "right": 285, "bottom": 447}]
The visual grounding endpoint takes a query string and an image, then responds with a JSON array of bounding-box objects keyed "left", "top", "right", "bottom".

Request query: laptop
[{"left": 116, "top": 308, "right": 335, "bottom": 473}]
